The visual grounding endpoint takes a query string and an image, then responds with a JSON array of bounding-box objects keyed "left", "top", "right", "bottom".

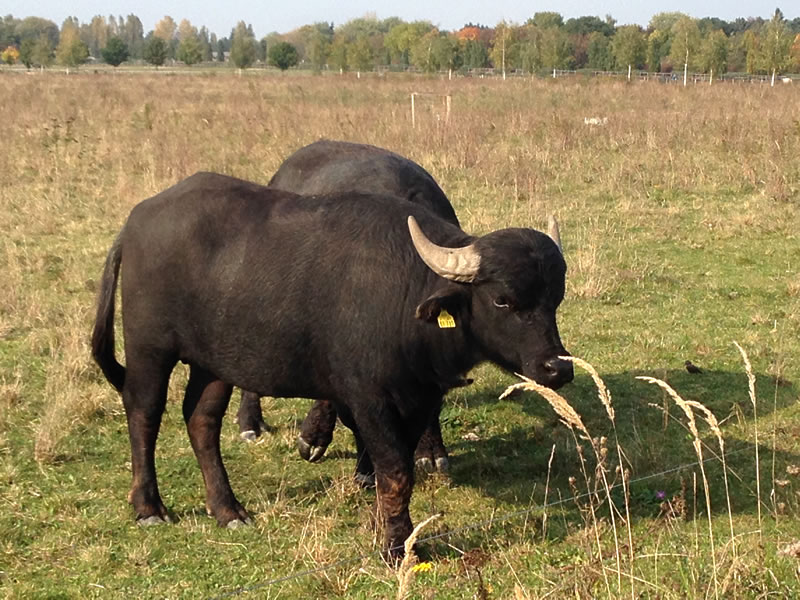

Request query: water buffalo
[
  {"left": 237, "top": 140, "right": 460, "bottom": 478},
  {"left": 91, "top": 172, "right": 572, "bottom": 557}
]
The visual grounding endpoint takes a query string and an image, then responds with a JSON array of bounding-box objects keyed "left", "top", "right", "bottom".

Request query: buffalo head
[{"left": 409, "top": 216, "right": 573, "bottom": 390}]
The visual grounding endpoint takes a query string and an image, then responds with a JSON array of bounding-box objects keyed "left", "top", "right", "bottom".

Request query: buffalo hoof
[
  {"left": 240, "top": 430, "right": 258, "bottom": 442},
  {"left": 414, "top": 452, "right": 449, "bottom": 473},
  {"left": 355, "top": 472, "right": 376, "bottom": 488},
  {"left": 415, "top": 457, "right": 434, "bottom": 473},
  {"left": 239, "top": 421, "right": 270, "bottom": 442},
  {"left": 226, "top": 517, "right": 252, "bottom": 530},
  {"left": 137, "top": 514, "right": 171, "bottom": 526},
  {"left": 296, "top": 435, "right": 327, "bottom": 463}
]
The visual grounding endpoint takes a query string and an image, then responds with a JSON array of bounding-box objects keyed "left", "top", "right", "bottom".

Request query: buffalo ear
[{"left": 415, "top": 284, "right": 469, "bottom": 323}]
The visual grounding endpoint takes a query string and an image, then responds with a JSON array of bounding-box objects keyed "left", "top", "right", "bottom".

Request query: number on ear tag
[{"left": 437, "top": 309, "right": 456, "bottom": 329}]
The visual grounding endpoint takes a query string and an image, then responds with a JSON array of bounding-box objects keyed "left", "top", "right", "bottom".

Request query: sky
[{"left": 6, "top": 0, "right": 798, "bottom": 38}]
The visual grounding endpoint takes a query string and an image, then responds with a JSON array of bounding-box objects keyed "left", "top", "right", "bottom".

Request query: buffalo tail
[{"left": 91, "top": 229, "right": 125, "bottom": 392}]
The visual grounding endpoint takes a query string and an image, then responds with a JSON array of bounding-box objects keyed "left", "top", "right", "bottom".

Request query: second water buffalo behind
[{"left": 238, "top": 139, "right": 462, "bottom": 478}]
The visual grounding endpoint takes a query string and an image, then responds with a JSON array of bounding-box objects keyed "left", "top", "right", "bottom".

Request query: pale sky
[{"left": 6, "top": 0, "right": 797, "bottom": 37}]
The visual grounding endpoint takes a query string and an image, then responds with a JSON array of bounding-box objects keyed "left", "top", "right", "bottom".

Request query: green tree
[
  {"left": 177, "top": 34, "right": 203, "bottom": 65},
  {"left": 101, "top": 36, "right": 129, "bottom": 66},
  {"left": 462, "top": 39, "right": 489, "bottom": 69},
  {"left": 529, "top": 12, "right": 564, "bottom": 30},
  {"left": 256, "top": 37, "right": 267, "bottom": 62},
  {"left": 431, "top": 33, "right": 461, "bottom": 72},
  {"left": 519, "top": 27, "right": 543, "bottom": 73},
  {"left": 143, "top": 35, "right": 168, "bottom": 67},
  {"left": 700, "top": 29, "right": 728, "bottom": 74},
  {"left": 760, "top": 8, "right": 792, "bottom": 76},
  {"left": 743, "top": 30, "right": 760, "bottom": 73},
  {"left": 85, "top": 15, "right": 108, "bottom": 58},
  {"left": 410, "top": 29, "right": 441, "bottom": 72},
  {"left": 198, "top": 26, "right": 213, "bottom": 62},
  {"left": 611, "top": 25, "right": 646, "bottom": 69},
  {"left": 16, "top": 17, "right": 59, "bottom": 48},
  {"left": 122, "top": 15, "right": 144, "bottom": 59},
  {"left": 306, "top": 27, "right": 331, "bottom": 71},
  {"left": 56, "top": 21, "right": 89, "bottom": 69},
  {"left": 669, "top": 15, "right": 702, "bottom": 73},
  {"left": 29, "top": 33, "right": 54, "bottom": 68},
  {"left": 540, "top": 26, "right": 573, "bottom": 68},
  {"left": 385, "top": 21, "right": 434, "bottom": 65},
  {"left": 646, "top": 29, "right": 670, "bottom": 71},
  {"left": 0, "top": 16, "right": 18, "bottom": 49},
  {"left": 587, "top": 31, "right": 613, "bottom": 70},
  {"left": 565, "top": 16, "right": 614, "bottom": 37},
  {"left": 329, "top": 34, "right": 349, "bottom": 71},
  {"left": 648, "top": 12, "right": 686, "bottom": 33},
  {"left": 230, "top": 21, "right": 257, "bottom": 69},
  {"left": 489, "top": 21, "right": 521, "bottom": 73},
  {"left": 19, "top": 38, "right": 36, "bottom": 67},
  {"left": 348, "top": 35, "right": 373, "bottom": 72},
  {"left": 217, "top": 39, "right": 226, "bottom": 62},
  {"left": 726, "top": 32, "right": 748, "bottom": 72},
  {"left": 268, "top": 41, "right": 298, "bottom": 70}
]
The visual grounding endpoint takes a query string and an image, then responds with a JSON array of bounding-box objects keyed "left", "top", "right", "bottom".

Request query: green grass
[{"left": 1, "top": 70, "right": 799, "bottom": 598}]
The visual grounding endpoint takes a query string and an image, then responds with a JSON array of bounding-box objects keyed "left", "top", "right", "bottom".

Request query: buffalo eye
[{"left": 493, "top": 296, "right": 511, "bottom": 309}]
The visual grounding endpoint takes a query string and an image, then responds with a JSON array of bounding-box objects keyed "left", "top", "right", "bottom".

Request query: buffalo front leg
[
  {"left": 356, "top": 407, "right": 417, "bottom": 560},
  {"left": 296, "top": 399, "right": 337, "bottom": 462},
  {"left": 414, "top": 400, "right": 449, "bottom": 472},
  {"left": 183, "top": 367, "right": 250, "bottom": 527},
  {"left": 236, "top": 390, "right": 270, "bottom": 441},
  {"left": 122, "top": 354, "right": 174, "bottom": 525}
]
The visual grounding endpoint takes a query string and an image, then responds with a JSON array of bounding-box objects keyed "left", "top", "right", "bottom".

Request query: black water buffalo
[
  {"left": 237, "top": 139, "right": 460, "bottom": 477},
  {"left": 91, "top": 172, "right": 572, "bottom": 556}
]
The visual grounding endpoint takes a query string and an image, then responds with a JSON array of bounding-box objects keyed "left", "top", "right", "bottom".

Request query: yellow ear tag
[{"left": 437, "top": 309, "right": 456, "bottom": 329}]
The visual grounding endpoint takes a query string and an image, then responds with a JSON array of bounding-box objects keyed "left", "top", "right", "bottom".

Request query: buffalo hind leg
[
  {"left": 353, "top": 430, "right": 375, "bottom": 488},
  {"left": 236, "top": 390, "right": 270, "bottom": 441},
  {"left": 296, "top": 399, "right": 337, "bottom": 462},
  {"left": 414, "top": 401, "right": 449, "bottom": 472},
  {"left": 122, "top": 354, "right": 175, "bottom": 525},
  {"left": 183, "top": 366, "right": 250, "bottom": 527},
  {"left": 334, "top": 405, "right": 375, "bottom": 488}
]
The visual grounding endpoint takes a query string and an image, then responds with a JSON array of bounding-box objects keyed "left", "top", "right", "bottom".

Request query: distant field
[{"left": 1, "top": 70, "right": 799, "bottom": 599}]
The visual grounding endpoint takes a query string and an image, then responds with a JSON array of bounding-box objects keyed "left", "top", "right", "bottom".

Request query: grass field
[{"left": 1, "top": 70, "right": 799, "bottom": 599}]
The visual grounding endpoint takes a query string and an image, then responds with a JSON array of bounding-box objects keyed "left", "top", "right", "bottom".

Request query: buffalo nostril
[{"left": 543, "top": 358, "right": 574, "bottom": 385}]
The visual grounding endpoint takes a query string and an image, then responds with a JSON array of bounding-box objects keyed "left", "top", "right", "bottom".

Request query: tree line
[{"left": 1, "top": 10, "right": 799, "bottom": 76}]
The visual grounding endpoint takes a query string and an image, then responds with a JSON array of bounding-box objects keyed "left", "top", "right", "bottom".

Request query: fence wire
[{"left": 209, "top": 445, "right": 753, "bottom": 599}]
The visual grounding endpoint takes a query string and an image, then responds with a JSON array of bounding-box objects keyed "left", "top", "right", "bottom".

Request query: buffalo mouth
[{"left": 524, "top": 356, "right": 574, "bottom": 390}]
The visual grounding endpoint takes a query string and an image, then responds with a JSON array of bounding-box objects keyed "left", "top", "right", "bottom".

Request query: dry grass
[
  {"left": 1, "top": 71, "right": 798, "bottom": 598},
  {"left": 501, "top": 373, "right": 617, "bottom": 596},
  {"left": 507, "top": 351, "right": 773, "bottom": 599},
  {"left": 637, "top": 376, "right": 722, "bottom": 598}
]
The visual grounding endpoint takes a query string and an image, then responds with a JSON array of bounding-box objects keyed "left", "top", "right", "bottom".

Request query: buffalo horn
[
  {"left": 407, "top": 216, "right": 481, "bottom": 283},
  {"left": 547, "top": 214, "right": 562, "bottom": 254}
]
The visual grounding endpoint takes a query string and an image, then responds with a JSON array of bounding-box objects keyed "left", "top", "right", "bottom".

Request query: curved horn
[
  {"left": 547, "top": 214, "right": 562, "bottom": 254},
  {"left": 407, "top": 216, "right": 481, "bottom": 283}
]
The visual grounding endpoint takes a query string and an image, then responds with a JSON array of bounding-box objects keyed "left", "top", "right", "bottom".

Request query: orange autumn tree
[
  {"left": 1, "top": 45, "right": 19, "bottom": 64},
  {"left": 791, "top": 33, "right": 800, "bottom": 71}
]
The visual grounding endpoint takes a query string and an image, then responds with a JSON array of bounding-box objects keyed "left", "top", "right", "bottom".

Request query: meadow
[{"left": 1, "top": 69, "right": 799, "bottom": 599}]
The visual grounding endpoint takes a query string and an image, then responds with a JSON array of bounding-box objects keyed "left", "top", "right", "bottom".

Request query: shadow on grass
[
  {"left": 225, "top": 367, "right": 797, "bottom": 556},
  {"left": 443, "top": 368, "right": 799, "bottom": 518}
]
